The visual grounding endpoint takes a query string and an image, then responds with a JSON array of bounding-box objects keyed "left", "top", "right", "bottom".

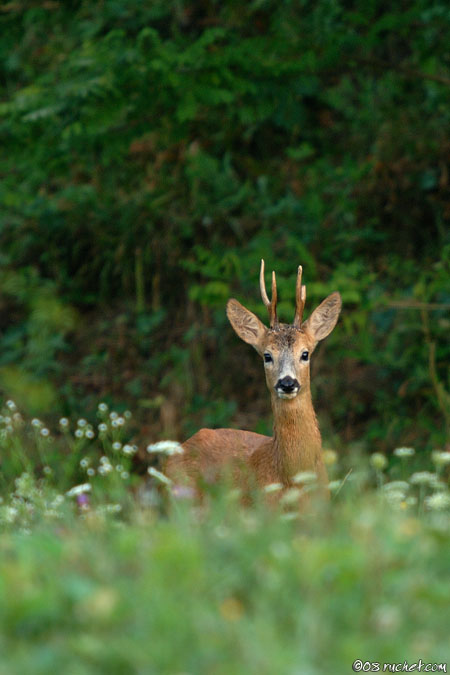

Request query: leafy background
[{"left": 0, "top": 0, "right": 449, "bottom": 454}]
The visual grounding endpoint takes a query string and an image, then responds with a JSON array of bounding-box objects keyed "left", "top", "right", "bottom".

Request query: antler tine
[
  {"left": 293, "top": 265, "right": 306, "bottom": 327},
  {"left": 259, "top": 259, "right": 278, "bottom": 328},
  {"left": 271, "top": 270, "right": 278, "bottom": 327},
  {"left": 259, "top": 259, "right": 270, "bottom": 308}
]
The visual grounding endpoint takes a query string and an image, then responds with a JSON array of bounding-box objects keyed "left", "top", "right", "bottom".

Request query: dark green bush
[{"left": 0, "top": 0, "right": 448, "bottom": 450}]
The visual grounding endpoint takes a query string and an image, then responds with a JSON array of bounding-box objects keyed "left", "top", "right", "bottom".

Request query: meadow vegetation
[{"left": 0, "top": 400, "right": 449, "bottom": 674}]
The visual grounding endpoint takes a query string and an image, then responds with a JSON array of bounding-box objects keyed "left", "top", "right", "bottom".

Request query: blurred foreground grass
[{"left": 0, "top": 400, "right": 449, "bottom": 675}]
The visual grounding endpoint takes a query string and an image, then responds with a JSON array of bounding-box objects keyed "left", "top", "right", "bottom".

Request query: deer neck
[{"left": 270, "top": 390, "right": 322, "bottom": 483}]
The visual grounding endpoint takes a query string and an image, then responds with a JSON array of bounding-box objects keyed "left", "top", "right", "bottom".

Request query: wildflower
[
  {"left": 383, "top": 490, "right": 406, "bottom": 505},
  {"left": 382, "top": 481, "right": 410, "bottom": 493},
  {"left": 40, "top": 428, "right": 50, "bottom": 437},
  {"left": 280, "top": 487, "right": 302, "bottom": 506},
  {"left": 85, "top": 429, "right": 95, "bottom": 439},
  {"left": 116, "top": 417, "right": 125, "bottom": 426},
  {"left": 146, "top": 440, "right": 184, "bottom": 456},
  {"left": 98, "top": 402, "right": 108, "bottom": 412},
  {"left": 66, "top": 483, "right": 91, "bottom": 497},
  {"left": 87, "top": 468, "right": 95, "bottom": 477},
  {"left": 124, "top": 410, "right": 132, "bottom": 419},
  {"left": 15, "top": 473, "right": 35, "bottom": 497},
  {"left": 104, "top": 504, "right": 122, "bottom": 513},
  {"left": 98, "top": 423, "right": 107, "bottom": 432},
  {"left": 98, "top": 464, "right": 112, "bottom": 476},
  {"left": 410, "top": 471, "right": 436, "bottom": 486},
  {"left": 148, "top": 466, "right": 172, "bottom": 485},
  {"left": 292, "top": 470, "right": 317, "bottom": 484},
  {"left": 112, "top": 442, "right": 122, "bottom": 451},
  {"left": 122, "top": 444, "right": 136, "bottom": 456},
  {"left": 4, "top": 506, "right": 18, "bottom": 523},
  {"left": 31, "top": 418, "right": 42, "bottom": 428},
  {"left": 429, "top": 476, "right": 447, "bottom": 491},
  {"left": 121, "top": 471, "right": 129, "bottom": 480},
  {"left": 74, "top": 429, "right": 84, "bottom": 438},
  {"left": 263, "top": 482, "right": 283, "bottom": 494},
  {"left": 171, "top": 485, "right": 195, "bottom": 499},
  {"left": 59, "top": 417, "right": 69, "bottom": 427},
  {"left": 431, "top": 450, "right": 450, "bottom": 467},
  {"left": 76, "top": 493, "right": 90, "bottom": 509},
  {"left": 77, "top": 418, "right": 87, "bottom": 428},
  {"left": 80, "top": 458, "right": 89, "bottom": 468},
  {"left": 6, "top": 400, "right": 17, "bottom": 411},
  {"left": 393, "top": 447, "right": 415, "bottom": 458},
  {"left": 115, "top": 464, "right": 123, "bottom": 472},
  {"left": 328, "top": 480, "right": 342, "bottom": 492},
  {"left": 370, "top": 453, "right": 388, "bottom": 470},
  {"left": 425, "top": 492, "right": 450, "bottom": 511},
  {"left": 43, "top": 466, "right": 52, "bottom": 475},
  {"left": 109, "top": 411, "right": 118, "bottom": 420},
  {"left": 323, "top": 449, "right": 338, "bottom": 466}
]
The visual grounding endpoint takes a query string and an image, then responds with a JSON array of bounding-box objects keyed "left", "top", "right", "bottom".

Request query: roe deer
[{"left": 166, "top": 260, "right": 341, "bottom": 502}]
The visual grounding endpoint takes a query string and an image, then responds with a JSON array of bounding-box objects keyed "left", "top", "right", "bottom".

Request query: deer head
[{"left": 226, "top": 260, "right": 341, "bottom": 400}]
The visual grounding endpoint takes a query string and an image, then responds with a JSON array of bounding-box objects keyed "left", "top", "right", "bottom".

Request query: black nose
[{"left": 276, "top": 376, "right": 299, "bottom": 393}]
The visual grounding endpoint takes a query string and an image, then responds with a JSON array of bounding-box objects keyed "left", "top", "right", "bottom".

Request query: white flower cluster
[
  {"left": 393, "top": 447, "right": 415, "bottom": 458},
  {"left": 66, "top": 483, "right": 91, "bottom": 497},
  {"left": 431, "top": 450, "right": 450, "bottom": 467},
  {"left": 146, "top": 441, "right": 184, "bottom": 456},
  {"left": 425, "top": 492, "right": 450, "bottom": 511},
  {"left": 370, "top": 453, "right": 388, "bottom": 470}
]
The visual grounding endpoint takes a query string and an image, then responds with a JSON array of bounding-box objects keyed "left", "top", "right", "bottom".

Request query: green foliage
[
  {"left": 0, "top": 401, "right": 449, "bottom": 674},
  {"left": 0, "top": 1, "right": 449, "bottom": 449}
]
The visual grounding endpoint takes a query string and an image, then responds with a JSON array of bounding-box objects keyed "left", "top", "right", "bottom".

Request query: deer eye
[
  {"left": 301, "top": 351, "right": 309, "bottom": 362},
  {"left": 263, "top": 353, "right": 273, "bottom": 364}
]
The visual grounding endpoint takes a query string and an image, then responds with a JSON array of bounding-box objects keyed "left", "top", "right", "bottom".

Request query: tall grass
[{"left": 0, "top": 400, "right": 449, "bottom": 674}]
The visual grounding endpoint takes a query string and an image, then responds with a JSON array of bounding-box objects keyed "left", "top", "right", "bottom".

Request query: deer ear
[
  {"left": 304, "top": 292, "right": 341, "bottom": 345},
  {"left": 226, "top": 299, "right": 267, "bottom": 354}
]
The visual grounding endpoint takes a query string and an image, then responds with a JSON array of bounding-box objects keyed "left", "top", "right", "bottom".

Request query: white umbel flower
[
  {"left": 66, "top": 483, "right": 91, "bottom": 497},
  {"left": 393, "top": 447, "right": 415, "bottom": 458},
  {"left": 425, "top": 492, "right": 450, "bottom": 511},
  {"left": 146, "top": 441, "right": 184, "bottom": 456}
]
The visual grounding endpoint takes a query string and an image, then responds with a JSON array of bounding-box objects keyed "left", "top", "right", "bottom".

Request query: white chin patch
[{"left": 276, "top": 390, "right": 299, "bottom": 400}]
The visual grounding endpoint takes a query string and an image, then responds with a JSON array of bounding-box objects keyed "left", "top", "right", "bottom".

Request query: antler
[
  {"left": 293, "top": 265, "right": 306, "bottom": 328},
  {"left": 259, "top": 259, "right": 278, "bottom": 328}
]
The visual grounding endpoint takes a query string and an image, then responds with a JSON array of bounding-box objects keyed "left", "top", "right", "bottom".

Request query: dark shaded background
[{"left": 0, "top": 0, "right": 448, "bottom": 454}]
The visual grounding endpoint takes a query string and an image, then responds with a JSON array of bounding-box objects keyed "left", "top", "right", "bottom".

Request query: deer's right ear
[{"left": 226, "top": 299, "right": 267, "bottom": 354}]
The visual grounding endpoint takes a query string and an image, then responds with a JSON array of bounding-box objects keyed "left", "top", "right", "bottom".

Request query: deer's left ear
[{"left": 303, "top": 292, "right": 341, "bottom": 346}]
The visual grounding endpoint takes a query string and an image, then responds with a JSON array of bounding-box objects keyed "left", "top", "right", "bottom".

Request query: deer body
[{"left": 166, "top": 261, "right": 341, "bottom": 501}]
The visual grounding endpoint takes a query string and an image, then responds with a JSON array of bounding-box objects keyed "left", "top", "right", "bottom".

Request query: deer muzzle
[{"left": 275, "top": 376, "right": 300, "bottom": 399}]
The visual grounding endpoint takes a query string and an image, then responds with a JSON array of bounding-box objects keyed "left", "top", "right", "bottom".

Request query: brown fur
[{"left": 165, "top": 264, "right": 341, "bottom": 506}]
